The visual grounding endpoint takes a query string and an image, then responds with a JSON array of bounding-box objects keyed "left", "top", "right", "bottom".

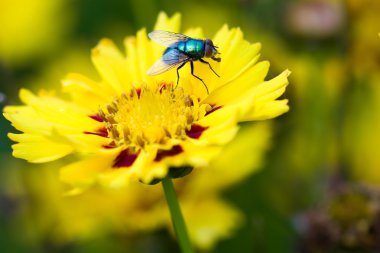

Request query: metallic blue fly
[{"left": 146, "top": 30, "right": 221, "bottom": 94}]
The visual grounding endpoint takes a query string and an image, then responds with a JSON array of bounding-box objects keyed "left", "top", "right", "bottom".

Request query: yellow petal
[
  {"left": 153, "top": 12, "right": 181, "bottom": 32},
  {"left": 62, "top": 73, "right": 114, "bottom": 108},
  {"left": 196, "top": 115, "right": 239, "bottom": 145},
  {"left": 9, "top": 133, "right": 74, "bottom": 163},
  {"left": 181, "top": 142, "right": 222, "bottom": 168},
  {"left": 99, "top": 148, "right": 157, "bottom": 187},
  {"left": 244, "top": 99, "right": 289, "bottom": 121},
  {"left": 204, "top": 60, "right": 270, "bottom": 105},
  {"left": 91, "top": 39, "right": 132, "bottom": 93},
  {"left": 251, "top": 69, "right": 291, "bottom": 103},
  {"left": 60, "top": 150, "right": 119, "bottom": 187},
  {"left": 206, "top": 69, "right": 290, "bottom": 121},
  {"left": 124, "top": 28, "right": 153, "bottom": 86},
  {"left": 18, "top": 89, "right": 102, "bottom": 132},
  {"left": 242, "top": 70, "right": 290, "bottom": 120},
  {"left": 213, "top": 26, "right": 262, "bottom": 88},
  {"left": 3, "top": 105, "right": 52, "bottom": 134},
  {"left": 180, "top": 196, "right": 243, "bottom": 251},
  {"left": 188, "top": 122, "right": 272, "bottom": 193},
  {"left": 66, "top": 134, "right": 111, "bottom": 152}
]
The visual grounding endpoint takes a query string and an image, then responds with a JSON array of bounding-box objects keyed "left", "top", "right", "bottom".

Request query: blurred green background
[{"left": 1, "top": 0, "right": 380, "bottom": 252}]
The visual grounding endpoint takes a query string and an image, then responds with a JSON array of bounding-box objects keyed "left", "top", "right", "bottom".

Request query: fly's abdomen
[{"left": 177, "top": 40, "right": 205, "bottom": 59}]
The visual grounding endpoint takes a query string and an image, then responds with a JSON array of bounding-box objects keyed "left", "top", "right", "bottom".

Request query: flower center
[{"left": 100, "top": 84, "right": 212, "bottom": 148}]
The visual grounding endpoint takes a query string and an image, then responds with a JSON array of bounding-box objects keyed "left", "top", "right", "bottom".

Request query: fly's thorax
[{"left": 177, "top": 39, "right": 204, "bottom": 59}]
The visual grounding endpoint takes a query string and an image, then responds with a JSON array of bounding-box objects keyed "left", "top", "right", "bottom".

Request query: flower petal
[
  {"left": 60, "top": 149, "right": 120, "bottom": 187},
  {"left": 213, "top": 26, "right": 262, "bottom": 89},
  {"left": 91, "top": 39, "right": 132, "bottom": 93},
  {"left": 245, "top": 99, "right": 289, "bottom": 120},
  {"left": 196, "top": 114, "right": 239, "bottom": 145},
  {"left": 62, "top": 73, "right": 114, "bottom": 109},
  {"left": 9, "top": 133, "right": 74, "bottom": 163},
  {"left": 241, "top": 69, "right": 290, "bottom": 120},
  {"left": 99, "top": 148, "right": 158, "bottom": 187},
  {"left": 181, "top": 196, "right": 243, "bottom": 251},
  {"left": 153, "top": 12, "right": 181, "bottom": 32},
  {"left": 66, "top": 134, "right": 112, "bottom": 152},
  {"left": 124, "top": 29, "right": 154, "bottom": 86},
  {"left": 4, "top": 105, "right": 52, "bottom": 135},
  {"left": 204, "top": 60, "right": 270, "bottom": 105},
  {"left": 187, "top": 122, "right": 272, "bottom": 192},
  {"left": 18, "top": 89, "right": 102, "bottom": 132},
  {"left": 206, "top": 69, "right": 290, "bottom": 121}
]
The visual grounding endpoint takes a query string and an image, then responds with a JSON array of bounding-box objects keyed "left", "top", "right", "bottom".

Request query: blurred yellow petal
[
  {"left": 154, "top": 12, "right": 181, "bottom": 32},
  {"left": 60, "top": 151, "right": 119, "bottom": 187},
  {"left": 187, "top": 122, "right": 272, "bottom": 192},
  {"left": 181, "top": 196, "right": 243, "bottom": 251}
]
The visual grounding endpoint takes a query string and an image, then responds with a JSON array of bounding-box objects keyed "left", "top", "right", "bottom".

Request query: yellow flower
[{"left": 3, "top": 12, "right": 289, "bottom": 189}]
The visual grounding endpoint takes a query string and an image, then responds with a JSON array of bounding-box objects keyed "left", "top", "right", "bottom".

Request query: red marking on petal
[
  {"left": 159, "top": 83, "right": 167, "bottom": 93},
  {"left": 89, "top": 114, "right": 104, "bottom": 122},
  {"left": 102, "top": 142, "right": 117, "bottom": 149},
  {"left": 84, "top": 127, "right": 108, "bottom": 137},
  {"left": 136, "top": 88, "right": 142, "bottom": 98},
  {"left": 154, "top": 145, "right": 183, "bottom": 162},
  {"left": 158, "top": 82, "right": 174, "bottom": 93},
  {"left": 113, "top": 149, "right": 140, "bottom": 168},
  {"left": 205, "top": 105, "right": 223, "bottom": 116},
  {"left": 186, "top": 124, "right": 208, "bottom": 139}
]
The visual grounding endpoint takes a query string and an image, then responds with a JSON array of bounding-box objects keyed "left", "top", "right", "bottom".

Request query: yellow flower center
[{"left": 100, "top": 84, "right": 212, "bottom": 148}]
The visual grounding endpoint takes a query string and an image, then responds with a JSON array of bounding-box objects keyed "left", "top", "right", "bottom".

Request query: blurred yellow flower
[
  {"left": 3, "top": 12, "right": 289, "bottom": 189},
  {"left": 0, "top": 0, "right": 70, "bottom": 65},
  {"left": 341, "top": 2, "right": 380, "bottom": 184},
  {"left": 343, "top": 74, "right": 380, "bottom": 184},
  {"left": 347, "top": 0, "right": 380, "bottom": 77}
]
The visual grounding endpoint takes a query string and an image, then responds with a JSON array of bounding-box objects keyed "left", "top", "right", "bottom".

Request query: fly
[{"left": 146, "top": 30, "right": 221, "bottom": 94}]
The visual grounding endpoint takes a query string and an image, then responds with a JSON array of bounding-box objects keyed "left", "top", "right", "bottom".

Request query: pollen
[{"left": 100, "top": 84, "right": 212, "bottom": 149}]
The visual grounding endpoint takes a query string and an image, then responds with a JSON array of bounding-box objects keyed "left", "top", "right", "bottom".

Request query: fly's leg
[
  {"left": 175, "top": 62, "right": 187, "bottom": 90},
  {"left": 199, "top": 58, "right": 220, "bottom": 77},
  {"left": 190, "top": 61, "right": 209, "bottom": 94}
]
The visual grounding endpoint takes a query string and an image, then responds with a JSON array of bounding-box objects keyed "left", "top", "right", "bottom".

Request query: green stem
[{"left": 162, "top": 177, "right": 195, "bottom": 253}]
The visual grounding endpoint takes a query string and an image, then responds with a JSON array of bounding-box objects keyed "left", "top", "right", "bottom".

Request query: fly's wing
[
  {"left": 146, "top": 48, "right": 190, "bottom": 76},
  {"left": 148, "top": 30, "right": 191, "bottom": 47}
]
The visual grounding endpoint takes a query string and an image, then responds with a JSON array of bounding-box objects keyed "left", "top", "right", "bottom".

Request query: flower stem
[{"left": 162, "top": 177, "right": 195, "bottom": 253}]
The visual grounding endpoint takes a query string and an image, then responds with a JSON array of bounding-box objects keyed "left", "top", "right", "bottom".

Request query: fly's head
[{"left": 204, "top": 39, "right": 221, "bottom": 62}]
